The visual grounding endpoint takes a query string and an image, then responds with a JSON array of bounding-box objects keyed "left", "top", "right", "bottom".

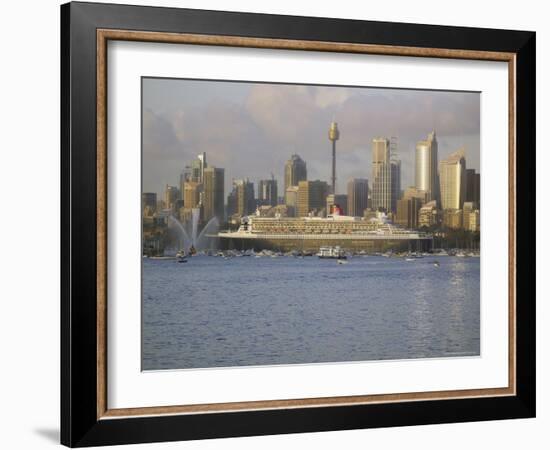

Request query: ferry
[{"left": 317, "top": 246, "right": 347, "bottom": 260}]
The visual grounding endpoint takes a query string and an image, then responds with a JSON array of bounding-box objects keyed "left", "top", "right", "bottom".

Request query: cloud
[
  {"left": 142, "top": 81, "right": 480, "bottom": 196},
  {"left": 143, "top": 108, "right": 186, "bottom": 160}
]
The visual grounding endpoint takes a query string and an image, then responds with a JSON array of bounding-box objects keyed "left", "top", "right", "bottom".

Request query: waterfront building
[
  {"left": 327, "top": 194, "right": 348, "bottom": 216},
  {"left": 396, "top": 197, "right": 422, "bottom": 229},
  {"left": 466, "top": 169, "right": 481, "bottom": 206},
  {"left": 258, "top": 177, "right": 278, "bottom": 207},
  {"left": 164, "top": 184, "right": 179, "bottom": 212},
  {"left": 284, "top": 154, "right": 307, "bottom": 203},
  {"left": 462, "top": 202, "right": 474, "bottom": 230},
  {"left": 439, "top": 148, "right": 466, "bottom": 210},
  {"left": 418, "top": 200, "right": 439, "bottom": 228},
  {"left": 467, "top": 209, "right": 480, "bottom": 232},
  {"left": 297, "top": 180, "right": 328, "bottom": 217},
  {"left": 347, "top": 178, "right": 369, "bottom": 217},
  {"left": 203, "top": 167, "right": 225, "bottom": 222},
  {"left": 415, "top": 131, "right": 440, "bottom": 203},
  {"left": 142, "top": 192, "right": 157, "bottom": 215},
  {"left": 328, "top": 122, "right": 340, "bottom": 194},
  {"left": 371, "top": 137, "right": 396, "bottom": 213},
  {"left": 443, "top": 208, "right": 463, "bottom": 230}
]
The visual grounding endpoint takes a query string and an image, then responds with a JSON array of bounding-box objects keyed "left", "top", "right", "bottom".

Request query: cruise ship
[{"left": 215, "top": 210, "right": 432, "bottom": 252}]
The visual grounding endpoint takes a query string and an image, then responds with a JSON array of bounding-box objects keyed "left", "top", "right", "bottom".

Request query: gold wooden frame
[{"left": 96, "top": 29, "right": 516, "bottom": 420}]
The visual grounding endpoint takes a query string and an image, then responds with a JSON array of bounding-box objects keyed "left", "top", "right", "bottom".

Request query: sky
[{"left": 142, "top": 77, "right": 480, "bottom": 198}]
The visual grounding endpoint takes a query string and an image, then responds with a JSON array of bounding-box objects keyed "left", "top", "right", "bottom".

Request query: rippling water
[{"left": 142, "top": 255, "right": 480, "bottom": 370}]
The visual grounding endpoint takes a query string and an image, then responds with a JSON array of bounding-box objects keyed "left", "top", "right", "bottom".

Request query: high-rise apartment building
[
  {"left": 415, "top": 131, "right": 439, "bottom": 204},
  {"left": 439, "top": 149, "right": 466, "bottom": 210},
  {"left": 297, "top": 180, "right": 328, "bottom": 217},
  {"left": 203, "top": 167, "right": 224, "bottom": 221},
  {"left": 284, "top": 154, "right": 307, "bottom": 203},
  {"left": 347, "top": 178, "right": 369, "bottom": 217}
]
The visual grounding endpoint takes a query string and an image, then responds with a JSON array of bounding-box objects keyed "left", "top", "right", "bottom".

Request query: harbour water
[{"left": 142, "top": 255, "right": 480, "bottom": 370}]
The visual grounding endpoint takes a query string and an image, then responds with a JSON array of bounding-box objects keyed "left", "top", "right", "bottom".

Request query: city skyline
[{"left": 143, "top": 78, "right": 480, "bottom": 199}]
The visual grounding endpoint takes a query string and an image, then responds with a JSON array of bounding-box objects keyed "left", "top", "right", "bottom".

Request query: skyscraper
[
  {"left": 297, "top": 180, "right": 328, "bottom": 217},
  {"left": 347, "top": 178, "right": 369, "bottom": 217},
  {"left": 396, "top": 197, "right": 422, "bottom": 229},
  {"left": 190, "top": 152, "right": 207, "bottom": 183},
  {"left": 328, "top": 122, "right": 340, "bottom": 194},
  {"left": 180, "top": 153, "right": 207, "bottom": 197},
  {"left": 233, "top": 179, "right": 255, "bottom": 217},
  {"left": 415, "top": 131, "right": 439, "bottom": 204},
  {"left": 142, "top": 192, "right": 157, "bottom": 214},
  {"left": 439, "top": 148, "right": 466, "bottom": 210},
  {"left": 390, "top": 159, "right": 401, "bottom": 213},
  {"left": 465, "top": 169, "right": 480, "bottom": 206},
  {"left": 203, "top": 167, "right": 224, "bottom": 221},
  {"left": 183, "top": 181, "right": 201, "bottom": 209},
  {"left": 164, "top": 185, "right": 179, "bottom": 211},
  {"left": 284, "top": 154, "right": 307, "bottom": 203},
  {"left": 258, "top": 177, "right": 278, "bottom": 207},
  {"left": 285, "top": 186, "right": 299, "bottom": 217},
  {"left": 371, "top": 137, "right": 392, "bottom": 212},
  {"left": 226, "top": 188, "right": 237, "bottom": 219}
]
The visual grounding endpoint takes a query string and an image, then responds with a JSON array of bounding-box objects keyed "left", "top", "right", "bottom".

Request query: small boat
[
  {"left": 405, "top": 257, "right": 416, "bottom": 262},
  {"left": 317, "top": 246, "right": 347, "bottom": 260},
  {"left": 177, "top": 258, "right": 188, "bottom": 263},
  {"left": 433, "top": 261, "right": 440, "bottom": 267},
  {"left": 337, "top": 259, "right": 348, "bottom": 265}
]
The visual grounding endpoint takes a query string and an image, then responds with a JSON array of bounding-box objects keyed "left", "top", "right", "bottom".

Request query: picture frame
[{"left": 61, "top": 1, "right": 535, "bottom": 447}]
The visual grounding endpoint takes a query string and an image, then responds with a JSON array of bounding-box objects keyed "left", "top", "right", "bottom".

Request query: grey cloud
[{"left": 142, "top": 81, "right": 480, "bottom": 197}]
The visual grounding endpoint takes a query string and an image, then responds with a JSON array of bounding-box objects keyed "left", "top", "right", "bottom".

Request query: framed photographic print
[{"left": 61, "top": 1, "right": 536, "bottom": 447}]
